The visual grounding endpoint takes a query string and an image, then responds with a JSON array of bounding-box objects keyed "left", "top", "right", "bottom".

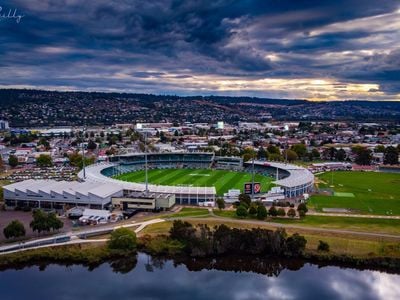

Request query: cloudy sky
[{"left": 0, "top": 0, "right": 399, "bottom": 101}]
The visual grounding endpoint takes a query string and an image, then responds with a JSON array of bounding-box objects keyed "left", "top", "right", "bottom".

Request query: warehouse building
[{"left": 3, "top": 179, "right": 123, "bottom": 210}]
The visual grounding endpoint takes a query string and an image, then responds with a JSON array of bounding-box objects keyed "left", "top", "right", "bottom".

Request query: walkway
[{"left": 0, "top": 218, "right": 165, "bottom": 255}]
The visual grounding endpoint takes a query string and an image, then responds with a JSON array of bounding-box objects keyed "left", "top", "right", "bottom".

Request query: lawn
[
  {"left": 213, "top": 209, "right": 400, "bottom": 235},
  {"left": 310, "top": 171, "right": 400, "bottom": 215},
  {"left": 114, "top": 168, "right": 274, "bottom": 195},
  {"left": 139, "top": 219, "right": 400, "bottom": 258},
  {"left": 168, "top": 207, "right": 210, "bottom": 218},
  {"left": 274, "top": 215, "right": 400, "bottom": 235}
]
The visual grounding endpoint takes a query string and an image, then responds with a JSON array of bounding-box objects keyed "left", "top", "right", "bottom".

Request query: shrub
[
  {"left": 317, "top": 240, "right": 330, "bottom": 252},
  {"left": 269, "top": 206, "right": 278, "bottom": 217},
  {"left": 256, "top": 205, "right": 267, "bottom": 220},
  {"left": 248, "top": 203, "right": 258, "bottom": 215},
  {"left": 298, "top": 210, "right": 306, "bottom": 218},
  {"left": 108, "top": 228, "right": 137, "bottom": 251},
  {"left": 297, "top": 203, "right": 308, "bottom": 213},
  {"left": 238, "top": 194, "right": 251, "bottom": 207},
  {"left": 286, "top": 233, "right": 307, "bottom": 256},
  {"left": 236, "top": 205, "right": 248, "bottom": 218},
  {"left": 216, "top": 198, "right": 225, "bottom": 210},
  {"left": 287, "top": 208, "right": 296, "bottom": 218},
  {"left": 277, "top": 208, "right": 286, "bottom": 216},
  {"left": 4, "top": 220, "right": 26, "bottom": 239}
]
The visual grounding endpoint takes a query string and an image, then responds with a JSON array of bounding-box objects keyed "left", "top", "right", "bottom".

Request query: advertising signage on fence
[{"left": 244, "top": 182, "right": 261, "bottom": 194}]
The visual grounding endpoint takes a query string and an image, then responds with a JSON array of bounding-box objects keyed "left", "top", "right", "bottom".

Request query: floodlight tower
[
  {"left": 251, "top": 153, "right": 255, "bottom": 200},
  {"left": 144, "top": 131, "right": 149, "bottom": 194},
  {"left": 82, "top": 126, "right": 86, "bottom": 179},
  {"left": 137, "top": 123, "right": 149, "bottom": 194}
]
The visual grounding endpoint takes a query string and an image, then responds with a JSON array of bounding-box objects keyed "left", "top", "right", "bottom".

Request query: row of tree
[
  {"left": 3, "top": 210, "right": 64, "bottom": 239},
  {"left": 169, "top": 220, "right": 307, "bottom": 257}
]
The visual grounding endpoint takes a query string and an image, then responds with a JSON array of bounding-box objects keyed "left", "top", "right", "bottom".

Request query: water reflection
[{"left": 0, "top": 253, "right": 399, "bottom": 300}]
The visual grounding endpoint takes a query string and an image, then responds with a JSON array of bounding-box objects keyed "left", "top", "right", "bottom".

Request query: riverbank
[
  {"left": 0, "top": 218, "right": 399, "bottom": 273},
  {"left": 0, "top": 242, "right": 136, "bottom": 271}
]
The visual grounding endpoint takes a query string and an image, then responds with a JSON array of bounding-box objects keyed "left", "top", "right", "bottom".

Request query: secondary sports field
[
  {"left": 114, "top": 168, "right": 274, "bottom": 195},
  {"left": 310, "top": 171, "right": 400, "bottom": 215}
]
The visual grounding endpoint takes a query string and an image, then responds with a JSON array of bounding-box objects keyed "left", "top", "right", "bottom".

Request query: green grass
[
  {"left": 140, "top": 219, "right": 400, "bottom": 259},
  {"left": 168, "top": 207, "right": 210, "bottom": 218},
  {"left": 114, "top": 168, "right": 274, "bottom": 195},
  {"left": 274, "top": 215, "right": 400, "bottom": 235},
  {"left": 310, "top": 171, "right": 400, "bottom": 215}
]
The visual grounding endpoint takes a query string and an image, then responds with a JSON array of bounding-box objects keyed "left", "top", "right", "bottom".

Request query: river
[{"left": 0, "top": 253, "right": 399, "bottom": 300}]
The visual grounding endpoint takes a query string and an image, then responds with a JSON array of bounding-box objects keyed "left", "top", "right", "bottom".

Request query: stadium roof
[
  {"left": 252, "top": 161, "right": 314, "bottom": 188},
  {"left": 4, "top": 179, "right": 122, "bottom": 198}
]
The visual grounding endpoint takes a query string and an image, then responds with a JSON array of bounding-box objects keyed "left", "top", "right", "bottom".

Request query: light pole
[
  {"left": 82, "top": 126, "right": 86, "bottom": 179},
  {"left": 144, "top": 131, "right": 149, "bottom": 195},
  {"left": 251, "top": 153, "right": 255, "bottom": 200}
]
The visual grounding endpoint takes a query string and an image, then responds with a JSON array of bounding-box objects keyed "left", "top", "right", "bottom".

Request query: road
[{"left": 0, "top": 218, "right": 164, "bottom": 255}]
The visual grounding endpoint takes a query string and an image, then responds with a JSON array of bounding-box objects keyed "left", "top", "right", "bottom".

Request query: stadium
[{"left": 78, "top": 152, "right": 315, "bottom": 206}]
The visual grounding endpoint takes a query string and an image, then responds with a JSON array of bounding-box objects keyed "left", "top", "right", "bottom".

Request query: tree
[
  {"left": 383, "top": 146, "right": 399, "bottom": 165},
  {"left": 3, "top": 220, "right": 25, "bottom": 239},
  {"left": 267, "top": 145, "right": 280, "bottom": 154},
  {"left": 48, "top": 212, "right": 63, "bottom": 231},
  {"left": 38, "top": 138, "right": 50, "bottom": 150},
  {"left": 375, "top": 145, "right": 385, "bottom": 153},
  {"left": 30, "top": 210, "right": 50, "bottom": 234},
  {"left": 287, "top": 208, "right": 296, "bottom": 218},
  {"left": 238, "top": 194, "right": 251, "bottom": 207},
  {"left": 8, "top": 155, "right": 18, "bottom": 168},
  {"left": 68, "top": 152, "right": 96, "bottom": 169},
  {"left": 236, "top": 205, "right": 248, "bottom": 218},
  {"left": 297, "top": 203, "right": 308, "bottom": 213},
  {"left": 87, "top": 140, "right": 97, "bottom": 151},
  {"left": 286, "top": 233, "right": 307, "bottom": 256},
  {"left": 283, "top": 149, "right": 298, "bottom": 162},
  {"left": 269, "top": 153, "right": 283, "bottom": 161},
  {"left": 257, "top": 147, "right": 267, "bottom": 160},
  {"left": 108, "top": 228, "right": 137, "bottom": 250},
  {"left": 353, "top": 146, "right": 372, "bottom": 165},
  {"left": 277, "top": 208, "right": 286, "bottom": 216},
  {"left": 0, "top": 155, "right": 5, "bottom": 172},
  {"left": 311, "top": 149, "right": 320, "bottom": 160},
  {"left": 291, "top": 144, "right": 307, "bottom": 159},
  {"left": 36, "top": 154, "right": 53, "bottom": 167},
  {"left": 317, "top": 240, "right": 330, "bottom": 252},
  {"left": 248, "top": 203, "right": 258, "bottom": 215},
  {"left": 335, "top": 148, "right": 346, "bottom": 161},
  {"left": 216, "top": 198, "right": 225, "bottom": 210},
  {"left": 269, "top": 205, "right": 278, "bottom": 217},
  {"left": 169, "top": 220, "right": 196, "bottom": 242},
  {"left": 256, "top": 205, "right": 267, "bottom": 220}
]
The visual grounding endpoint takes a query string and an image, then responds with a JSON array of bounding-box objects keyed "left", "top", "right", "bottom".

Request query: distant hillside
[{"left": 0, "top": 89, "right": 399, "bottom": 127}]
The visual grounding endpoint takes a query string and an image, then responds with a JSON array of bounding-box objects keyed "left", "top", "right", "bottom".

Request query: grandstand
[{"left": 244, "top": 161, "right": 314, "bottom": 197}]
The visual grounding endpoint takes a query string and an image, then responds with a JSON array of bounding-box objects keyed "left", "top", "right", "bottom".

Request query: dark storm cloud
[{"left": 0, "top": 0, "right": 399, "bottom": 99}]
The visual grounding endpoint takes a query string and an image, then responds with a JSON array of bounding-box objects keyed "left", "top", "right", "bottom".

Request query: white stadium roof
[
  {"left": 252, "top": 161, "right": 314, "bottom": 188},
  {"left": 78, "top": 163, "right": 216, "bottom": 195},
  {"left": 4, "top": 179, "right": 122, "bottom": 199}
]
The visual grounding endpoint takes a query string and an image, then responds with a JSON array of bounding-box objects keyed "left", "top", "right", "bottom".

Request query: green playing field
[
  {"left": 310, "top": 171, "right": 400, "bottom": 215},
  {"left": 114, "top": 168, "right": 274, "bottom": 196}
]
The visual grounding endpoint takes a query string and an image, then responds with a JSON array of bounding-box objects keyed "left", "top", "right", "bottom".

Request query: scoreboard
[{"left": 244, "top": 182, "right": 261, "bottom": 194}]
